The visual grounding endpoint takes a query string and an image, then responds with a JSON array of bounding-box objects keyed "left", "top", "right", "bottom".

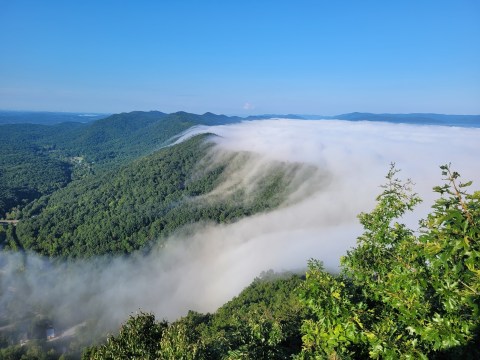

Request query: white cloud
[{"left": 243, "top": 102, "right": 255, "bottom": 110}]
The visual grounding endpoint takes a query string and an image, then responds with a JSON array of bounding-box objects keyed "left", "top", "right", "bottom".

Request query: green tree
[
  {"left": 298, "top": 164, "right": 479, "bottom": 359},
  {"left": 84, "top": 312, "right": 168, "bottom": 360},
  {"left": 0, "top": 225, "right": 6, "bottom": 246}
]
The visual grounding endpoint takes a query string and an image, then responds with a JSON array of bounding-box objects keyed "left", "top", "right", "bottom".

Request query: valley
[{"left": 0, "top": 111, "right": 479, "bottom": 359}]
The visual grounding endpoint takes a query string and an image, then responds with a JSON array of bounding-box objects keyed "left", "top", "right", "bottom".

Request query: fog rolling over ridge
[{"left": 1, "top": 119, "right": 480, "bottom": 335}]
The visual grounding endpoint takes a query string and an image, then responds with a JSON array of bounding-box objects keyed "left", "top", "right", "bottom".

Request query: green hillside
[
  {"left": 9, "top": 134, "right": 298, "bottom": 258},
  {"left": 0, "top": 123, "right": 81, "bottom": 218}
]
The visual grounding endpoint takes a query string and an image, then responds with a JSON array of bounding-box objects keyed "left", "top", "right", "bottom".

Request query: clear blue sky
[{"left": 1, "top": 0, "right": 479, "bottom": 115}]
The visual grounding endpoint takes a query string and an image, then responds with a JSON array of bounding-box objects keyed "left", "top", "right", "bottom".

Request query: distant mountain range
[
  {"left": 251, "top": 112, "right": 480, "bottom": 127},
  {"left": 300, "top": 112, "right": 480, "bottom": 127},
  {"left": 1, "top": 110, "right": 479, "bottom": 127},
  {"left": 0, "top": 110, "right": 109, "bottom": 124}
]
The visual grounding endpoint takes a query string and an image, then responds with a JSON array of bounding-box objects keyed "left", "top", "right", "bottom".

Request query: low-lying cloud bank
[{"left": 1, "top": 119, "right": 479, "bottom": 336}]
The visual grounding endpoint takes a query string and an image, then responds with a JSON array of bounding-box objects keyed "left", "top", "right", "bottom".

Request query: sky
[{"left": 0, "top": 0, "right": 479, "bottom": 115}]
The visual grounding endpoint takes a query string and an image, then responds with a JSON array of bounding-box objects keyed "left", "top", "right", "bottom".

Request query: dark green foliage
[
  {"left": 83, "top": 273, "right": 306, "bottom": 360},
  {"left": 0, "top": 122, "right": 84, "bottom": 218},
  {"left": 0, "top": 226, "right": 6, "bottom": 246},
  {"left": 63, "top": 111, "right": 173, "bottom": 168},
  {"left": 298, "top": 165, "right": 480, "bottom": 359},
  {"left": 198, "top": 272, "right": 306, "bottom": 359},
  {"left": 13, "top": 134, "right": 214, "bottom": 257},
  {"left": 0, "top": 340, "right": 60, "bottom": 360},
  {"left": 0, "top": 124, "right": 76, "bottom": 218},
  {"left": 3, "top": 224, "right": 20, "bottom": 251}
]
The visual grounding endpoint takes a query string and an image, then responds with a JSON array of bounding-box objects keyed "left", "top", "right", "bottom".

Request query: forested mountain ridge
[
  {"left": 301, "top": 112, "right": 480, "bottom": 127},
  {"left": 40, "top": 110, "right": 241, "bottom": 167},
  {"left": 6, "top": 134, "right": 305, "bottom": 258},
  {"left": 0, "top": 111, "right": 242, "bottom": 218}
]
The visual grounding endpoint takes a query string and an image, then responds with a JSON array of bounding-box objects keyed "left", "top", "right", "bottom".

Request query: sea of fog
[{"left": 2, "top": 119, "right": 480, "bottom": 334}]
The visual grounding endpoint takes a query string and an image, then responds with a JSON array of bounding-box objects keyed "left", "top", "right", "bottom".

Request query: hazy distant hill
[
  {"left": 4, "top": 109, "right": 479, "bottom": 127},
  {"left": 300, "top": 112, "right": 480, "bottom": 127},
  {"left": 245, "top": 114, "right": 304, "bottom": 120},
  {"left": 0, "top": 110, "right": 109, "bottom": 124}
]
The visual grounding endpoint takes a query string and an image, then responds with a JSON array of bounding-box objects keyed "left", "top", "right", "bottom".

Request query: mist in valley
[{"left": 1, "top": 119, "right": 479, "bottom": 343}]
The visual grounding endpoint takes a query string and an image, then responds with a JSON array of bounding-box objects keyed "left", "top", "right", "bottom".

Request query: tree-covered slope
[
  {"left": 0, "top": 123, "right": 83, "bottom": 218},
  {"left": 61, "top": 111, "right": 171, "bottom": 166},
  {"left": 0, "top": 151, "right": 70, "bottom": 219},
  {"left": 25, "top": 110, "right": 242, "bottom": 168},
  {"left": 9, "top": 134, "right": 298, "bottom": 258}
]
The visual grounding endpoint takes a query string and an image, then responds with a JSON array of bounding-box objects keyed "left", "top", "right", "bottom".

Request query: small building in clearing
[{"left": 46, "top": 327, "right": 55, "bottom": 340}]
